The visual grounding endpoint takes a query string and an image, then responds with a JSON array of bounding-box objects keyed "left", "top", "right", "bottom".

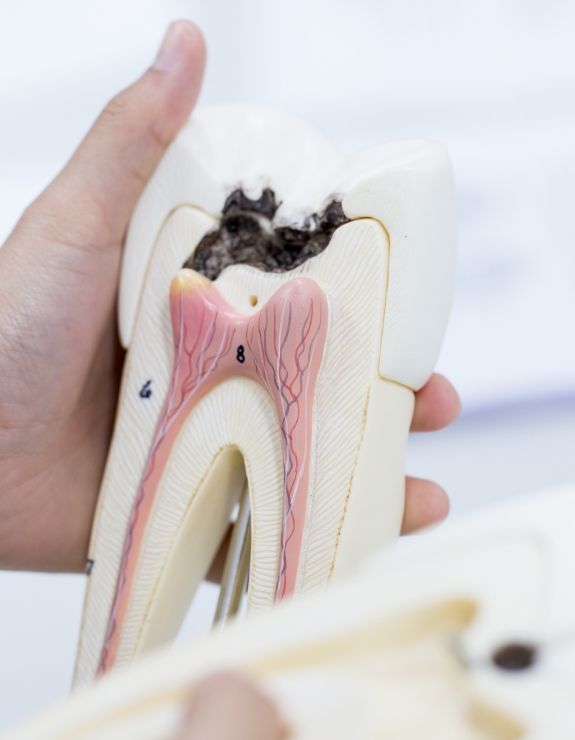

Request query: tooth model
[
  {"left": 74, "top": 105, "right": 456, "bottom": 684},
  {"left": 9, "top": 487, "right": 575, "bottom": 739}
]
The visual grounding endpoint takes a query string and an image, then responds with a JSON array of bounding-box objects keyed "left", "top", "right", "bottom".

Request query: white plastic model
[
  {"left": 74, "top": 105, "right": 456, "bottom": 684},
  {"left": 7, "top": 487, "right": 575, "bottom": 739}
]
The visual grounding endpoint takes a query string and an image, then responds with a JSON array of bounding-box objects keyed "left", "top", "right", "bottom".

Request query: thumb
[{"left": 25, "top": 20, "right": 206, "bottom": 250}]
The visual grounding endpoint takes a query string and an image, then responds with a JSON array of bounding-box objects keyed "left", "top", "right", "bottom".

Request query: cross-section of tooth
[{"left": 74, "top": 105, "right": 456, "bottom": 685}]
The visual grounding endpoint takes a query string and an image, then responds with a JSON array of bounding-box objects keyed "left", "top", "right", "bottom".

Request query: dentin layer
[{"left": 98, "top": 272, "right": 328, "bottom": 673}]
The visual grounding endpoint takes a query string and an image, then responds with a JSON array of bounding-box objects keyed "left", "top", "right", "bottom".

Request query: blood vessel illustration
[{"left": 98, "top": 272, "right": 329, "bottom": 673}]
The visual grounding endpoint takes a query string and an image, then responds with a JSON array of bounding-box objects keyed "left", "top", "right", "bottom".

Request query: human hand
[
  {"left": 402, "top": 373, "right": 459, "bottom": 533},
  {"left": 175, "top": 673, "right": 287, "bottom": 740},
  {"left": 0, "top": 20, "right": 459, "bottom": 573},
  {"left": 0, "top": 21, "right": 206, "bottom": 570}
]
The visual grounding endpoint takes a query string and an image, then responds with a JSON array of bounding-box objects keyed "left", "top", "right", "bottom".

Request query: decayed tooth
[{"left": 74, "top": 105, "right": 455, "bottom": 686}]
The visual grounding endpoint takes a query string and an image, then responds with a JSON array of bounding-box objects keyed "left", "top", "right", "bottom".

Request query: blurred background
[{"left": 1, "top": 0, "right": 574, "bottom": 728}]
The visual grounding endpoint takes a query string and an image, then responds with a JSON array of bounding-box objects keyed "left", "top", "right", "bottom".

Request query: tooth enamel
[{"left": 74, "top": 106, "right": 454, "bottom": 685}]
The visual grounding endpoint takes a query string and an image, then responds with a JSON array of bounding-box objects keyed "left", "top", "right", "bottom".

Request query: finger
[
  {"left": 410, "top": 373, "right": 461, "bottom": 432},
  {"left": 23, "top": 20, "right": 206, "bottom": 250},
  {"left": 401, "top": 476, "right": 450, "bottom": 534},
  {"left": 176, "top": 673, "right": 288, "bottom": 740}
]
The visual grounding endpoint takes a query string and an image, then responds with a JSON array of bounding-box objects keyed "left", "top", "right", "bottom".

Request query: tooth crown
[
  {"left": 119, "top": 105, "right": 340, "bottom": 348},
  {"left": 120, "top": 106, "right": 456, "bottom": 392}
]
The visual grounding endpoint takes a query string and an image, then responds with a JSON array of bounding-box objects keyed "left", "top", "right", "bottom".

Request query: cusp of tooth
[{"left": 340, "top": 140, "right": 456, "bottom": 391}]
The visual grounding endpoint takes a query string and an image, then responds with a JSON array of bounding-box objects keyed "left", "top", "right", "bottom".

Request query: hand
[
  {"left": 403, "top": 373, "right": 459, "bottom": 533},
  {"left": 175, "top": 673, "right": 287, "bottom": 740},
  {"left": 0, "top": 21, "right": 206, "bottom": 570},
  {"left": 0, "top": 20, "right": 459, "bottom": 573}
]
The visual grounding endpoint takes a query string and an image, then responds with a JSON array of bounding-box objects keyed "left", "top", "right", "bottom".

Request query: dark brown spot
[
  {"left": 184, "top": 188, "right": 349, "bottom": 280},
  {"left": 492, "top": 642, "right": 537, "bottom": 671}
]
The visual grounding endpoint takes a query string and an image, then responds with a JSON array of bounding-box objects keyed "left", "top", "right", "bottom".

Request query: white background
[{"left": 1, "top": 0, "right": 574, "bottom": 729}]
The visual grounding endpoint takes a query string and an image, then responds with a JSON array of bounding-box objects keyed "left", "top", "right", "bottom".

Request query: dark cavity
[{"left": 184, "top": 188, "right": 349, "bottom": 281}]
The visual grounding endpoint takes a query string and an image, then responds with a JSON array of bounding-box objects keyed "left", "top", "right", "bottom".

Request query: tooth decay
[
  {"left": 187, "top": 188, "right": 349, "bottom": 280},
  {"left": 99, "top": 273, "right": 328, "bottom": 673}
]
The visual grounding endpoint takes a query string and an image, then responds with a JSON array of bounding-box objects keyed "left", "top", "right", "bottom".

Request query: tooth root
[{"left": 97, "top": 273, "right": 329, "bottom": 674}]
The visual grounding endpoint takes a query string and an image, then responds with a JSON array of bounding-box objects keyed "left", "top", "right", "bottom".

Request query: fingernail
[{"left": 153, "top": 22, "right": 184, "bottom": 72}]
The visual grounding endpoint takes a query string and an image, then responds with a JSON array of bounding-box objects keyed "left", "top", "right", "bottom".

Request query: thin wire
[{"left": 213, "top": 480, "right": 251, "bottom": 626}]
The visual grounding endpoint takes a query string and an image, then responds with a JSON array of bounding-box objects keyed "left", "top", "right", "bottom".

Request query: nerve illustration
[{"left": 74, "top": 105, "right": 456, "bottom": 685}]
